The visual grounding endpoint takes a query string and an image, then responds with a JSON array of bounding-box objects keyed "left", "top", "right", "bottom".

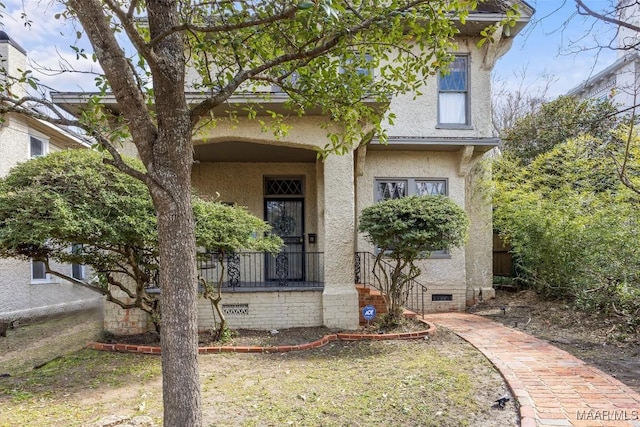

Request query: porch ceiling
[{"left": 194, "top": 141, "right": 318, "bottom": 163}]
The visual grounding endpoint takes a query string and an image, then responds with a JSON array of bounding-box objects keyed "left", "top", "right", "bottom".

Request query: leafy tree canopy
[
  {"left": 501, "top": 96, "right": 617, "bottom": 164},
  {"left": 493, "top": 137, "right": 640, "bottom": 316},
  {"left": 359, "top": 195, "right": 468, "bottom": 261},
  {"left": 0, "top": 149, "right": 281, "bottom": 295}
]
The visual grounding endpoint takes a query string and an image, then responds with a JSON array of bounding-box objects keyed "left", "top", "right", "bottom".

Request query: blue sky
[
  {"left": 494, "top": 0, "right": 617, "bottom": 97},
  {"left": 0, "top": 0, "right": 620, "bottom": 98}
]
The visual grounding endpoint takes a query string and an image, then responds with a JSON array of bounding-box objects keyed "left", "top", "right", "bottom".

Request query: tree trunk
[
  {"left": 147, "top": 95, "right": 200, "bottom": 427},
  {"left": 46, "top": 1, "right": 202, "bottom": 425},
  {"left": 146, "top": 3, "right": 202, "bottom": 425},
  {"left": 155, "top": 181, "right": 201, "bottom": 427}
]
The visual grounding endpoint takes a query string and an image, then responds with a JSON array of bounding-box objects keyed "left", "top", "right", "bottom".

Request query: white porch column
[{"left": 322, "top": 152, "right": 359, "bottom": 330}]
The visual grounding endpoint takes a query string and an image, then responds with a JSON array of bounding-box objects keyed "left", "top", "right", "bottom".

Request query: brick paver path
[{"left": 424, "top": 313, "right": 640, "bottom": 427}]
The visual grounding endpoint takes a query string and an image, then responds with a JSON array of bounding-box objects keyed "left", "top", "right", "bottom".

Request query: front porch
[
  {"left": 197, "top": 251, "right": 324, "bottom": 291},
  {"left": 194, "top": 250, "right": 430, "bottom": 330}
]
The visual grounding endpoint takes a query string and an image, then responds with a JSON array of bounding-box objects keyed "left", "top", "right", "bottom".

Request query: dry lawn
[{"left": 0, "top": 310, "right": 516, "bottom": 427}]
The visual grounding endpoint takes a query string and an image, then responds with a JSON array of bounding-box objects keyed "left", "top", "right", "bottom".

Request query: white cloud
[{"left": 2, "top": 0, "right": 102, "bottom": 92}]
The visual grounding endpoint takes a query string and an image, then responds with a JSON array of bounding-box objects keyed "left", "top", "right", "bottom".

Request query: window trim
[
  {"left": 437, "top": 55, "right": 470, "bottom": 127},
  {"left": 29, "top": 133, "right": 49, "bottom": 159},
  {"left": 31, "top": 259, "right": 54, "bottom": 284}
]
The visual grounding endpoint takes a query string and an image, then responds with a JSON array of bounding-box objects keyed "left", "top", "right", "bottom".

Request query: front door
[{"left": 265, "top": 198, "right": 304, "bottom": 282}]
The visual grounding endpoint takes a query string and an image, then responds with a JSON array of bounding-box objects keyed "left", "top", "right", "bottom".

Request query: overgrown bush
[{"left": 493, "top": 137, "right": 640, "bottom": 317}]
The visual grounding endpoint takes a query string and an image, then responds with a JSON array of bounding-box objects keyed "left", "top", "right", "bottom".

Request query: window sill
[
  {"left": 428, "top": 254, "right": 452, "bottom": 260},
  {"left": 435, "top": 124, "right": 474, "bottom": 130},
  {"left": 31, "top": 280, "right": 58, "bottom": 285}
]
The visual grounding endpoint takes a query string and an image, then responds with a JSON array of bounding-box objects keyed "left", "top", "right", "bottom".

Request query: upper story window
[
  {"left": 438, "top": 56, "right": 469, "bottom": 126},
  {"left": 30, "top": 136, "right": 48, "bottom": 158}
]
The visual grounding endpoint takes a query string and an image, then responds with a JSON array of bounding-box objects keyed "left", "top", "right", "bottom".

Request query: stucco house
[
  {"left": 51, "top": 1, "right": 533, "bottom": 334},
  {"left": 0, "top": 31, "right": 103, "bottom": 321}
]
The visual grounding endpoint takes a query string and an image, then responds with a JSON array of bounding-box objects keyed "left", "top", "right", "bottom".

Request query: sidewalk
[{"left": 424, "top": 313, "right": 640, "bottom": 427}]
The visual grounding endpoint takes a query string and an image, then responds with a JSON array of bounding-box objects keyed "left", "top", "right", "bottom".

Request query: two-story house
[
  {"left": 0, "top": 31, "right": 102, "bottom": 321},
  {"left": 52, "top": 1, "right": 533, "bottom": 334}
]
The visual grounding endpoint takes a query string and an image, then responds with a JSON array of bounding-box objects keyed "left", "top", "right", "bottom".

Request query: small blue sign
[{"left": 362, "top": 304, "right": 376, "bottom": 321}]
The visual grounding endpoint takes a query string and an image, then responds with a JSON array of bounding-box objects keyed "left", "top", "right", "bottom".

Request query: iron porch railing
[
  {"left": 198, "top": 251, "right": 324, "bottom": 289},
  {"left": 355, "top": 251, "right": 429, "bottom": 315}
]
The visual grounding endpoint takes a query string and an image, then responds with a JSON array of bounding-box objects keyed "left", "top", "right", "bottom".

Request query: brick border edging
[{"left": 87, "top": 319, "right": 436, "bottom": 355}]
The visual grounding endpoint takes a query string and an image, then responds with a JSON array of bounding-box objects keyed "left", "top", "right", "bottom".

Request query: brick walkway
[{"left": 424, "top": 313, "right": 640, "bottom": 427}]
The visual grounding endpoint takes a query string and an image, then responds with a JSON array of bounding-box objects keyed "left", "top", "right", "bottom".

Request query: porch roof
[
  {"left": 456, "top": 0, "right": 534, "bottom": 37},
  {"left": 369, "top": 136, "right": 500, "bottom": 153},
  {"left": 50, "top": 91, "right": 385, "bottom": 118}
]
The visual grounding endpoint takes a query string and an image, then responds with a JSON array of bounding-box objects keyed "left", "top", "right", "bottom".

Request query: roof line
[{"left": 567, "top": 52, "right": 640, "bottom": 96}]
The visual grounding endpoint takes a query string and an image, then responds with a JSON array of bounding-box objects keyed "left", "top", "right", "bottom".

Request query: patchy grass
[
  {"left": 202, "top": 336, "right": 504, "bottom": 427},
  {"left": 1, "top": 331, "right": 515, "bottom": 426},
  {"left": 0, "top": 349, "right": 163, "bottom": 427},
  {"left": 0, "top": 307, "right": 103, "bottom": 376},
  {"left": 0, "top": 310, "right": 516, "bottom": 426}
]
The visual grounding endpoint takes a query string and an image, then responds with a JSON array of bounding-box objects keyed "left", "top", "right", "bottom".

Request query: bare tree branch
[
  {"left": 102, "top": 0, "right": 159, "bottom": 67},
  {"left": 576, "top": 0, "right": 640, "bottom": 33},
  {"left": 67, "top": 0, "right": 158, "bottom": 167}
]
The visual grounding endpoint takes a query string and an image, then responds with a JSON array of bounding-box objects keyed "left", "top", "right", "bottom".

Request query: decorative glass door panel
[{"left": 265, "top": 199, "right": 304, "bottom": 282}]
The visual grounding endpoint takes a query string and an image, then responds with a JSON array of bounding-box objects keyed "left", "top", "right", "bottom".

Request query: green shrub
[{"left": 493, "top": 137, "right": 640, "bottom": 315}]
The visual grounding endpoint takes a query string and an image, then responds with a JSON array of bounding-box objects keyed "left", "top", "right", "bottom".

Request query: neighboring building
[
  {"left": 567, "top": 52, "right": 640, "bottom": 112},
  {"left": 568, "top": 1, "right": 640, "bottom": 112},
  {"left": 0, "top": 31, "right": 102, "bottom": 321},
  {"left": 52, "top": 1, "right": 533, "bottom": 333}
]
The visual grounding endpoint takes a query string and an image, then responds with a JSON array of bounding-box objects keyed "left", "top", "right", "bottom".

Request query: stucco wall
[
  {"left": 464, "top": 157, "right": 494, "bottom": 304},
  {"left": 0, "top": 258, "right": 102, "bottom": 320},
  {"left": 383, "top": 38, "right": 493, "bottom": 139},
  {"left": 356, "top": 150, "right": 469, "bottom": 312},
  {"left": 197, "top": 290, "right": 323, "bottom": 330},
  {"left": 193, "top": 116, "right": 341, "bottom": 150}
]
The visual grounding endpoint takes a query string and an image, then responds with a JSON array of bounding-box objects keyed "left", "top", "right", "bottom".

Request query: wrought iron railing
[
  {"left": 355, "top": 251, "right": 429, "bottom": 315},
  {"left": 198, "top": 251, "right": 324, "bottom": 289}
]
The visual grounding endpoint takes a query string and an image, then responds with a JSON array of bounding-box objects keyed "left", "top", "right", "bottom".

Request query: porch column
[{"left": 322, "top": 152, "right": 359, "bottom": 330}]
